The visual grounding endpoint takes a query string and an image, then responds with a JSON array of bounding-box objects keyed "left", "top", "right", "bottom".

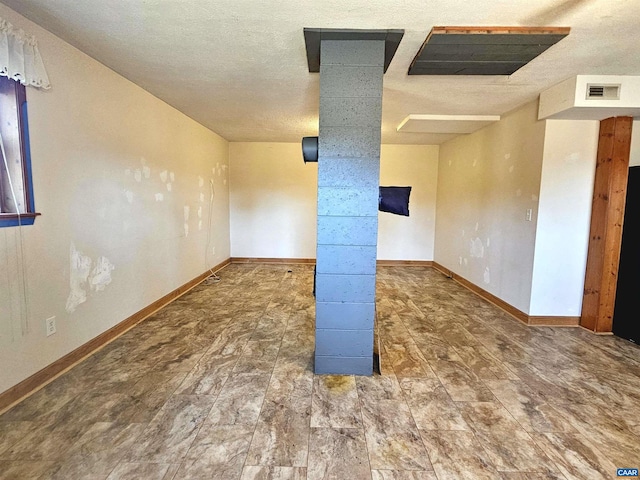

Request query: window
[{"left": 0, "top": 75, "right": 38, "bottom": 227}]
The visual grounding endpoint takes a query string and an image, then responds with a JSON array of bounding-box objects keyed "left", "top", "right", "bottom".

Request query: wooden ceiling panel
[{"left": 408, "top": 26, "right": 570, "bottom": 76}]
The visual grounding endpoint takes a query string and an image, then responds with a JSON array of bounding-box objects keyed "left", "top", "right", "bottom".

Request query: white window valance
[{"left": 0, "top": 16, "right": 50, "bottom": 89}]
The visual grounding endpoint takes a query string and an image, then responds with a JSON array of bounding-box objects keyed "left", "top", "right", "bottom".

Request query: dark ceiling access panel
[
  {"left": 408, "top": 26, "right": 570, "bottom": 76},
  {"left": 304, "top": 28, "right": 404, "bottom": 74}
]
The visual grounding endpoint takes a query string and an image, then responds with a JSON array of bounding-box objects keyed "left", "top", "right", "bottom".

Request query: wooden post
[{"left": 581, "top": 116, "right": 633, "bottom": 332}]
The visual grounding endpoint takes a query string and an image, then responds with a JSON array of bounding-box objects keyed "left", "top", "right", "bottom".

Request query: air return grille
[{"left": 586, "top": 84, "right": 621, "bottom": 100}]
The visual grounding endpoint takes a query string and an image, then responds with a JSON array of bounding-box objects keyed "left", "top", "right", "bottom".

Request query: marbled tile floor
[{"left": 1, "top": 264, "right": 639, "bottom": 480}]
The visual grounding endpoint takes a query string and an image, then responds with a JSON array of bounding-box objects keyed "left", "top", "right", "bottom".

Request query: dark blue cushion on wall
[{"left": 379, "top": 186, "right": 412, "bottom": 216}]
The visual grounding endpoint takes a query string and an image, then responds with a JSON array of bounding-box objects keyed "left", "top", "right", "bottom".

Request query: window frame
[{"left": 0, "top": 77, "right": 39, "bottom": 227}]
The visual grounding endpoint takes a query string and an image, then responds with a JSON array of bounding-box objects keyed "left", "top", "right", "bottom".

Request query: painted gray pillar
[{"left": 315, "top": 39, "right": 384, "bottom": 375}]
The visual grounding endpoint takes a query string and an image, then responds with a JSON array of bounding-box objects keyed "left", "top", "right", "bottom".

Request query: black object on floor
[{"left": 613, "top": 166, "right": 640, "bottom": 344}]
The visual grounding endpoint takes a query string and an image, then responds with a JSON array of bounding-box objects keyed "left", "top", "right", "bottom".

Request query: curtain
[{"left": 0, "top": 16, "right": 50, "bottom": 89}]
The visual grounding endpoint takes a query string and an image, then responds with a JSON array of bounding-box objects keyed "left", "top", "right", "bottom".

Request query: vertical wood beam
[{"left": 581, "top": 116, "right": 633, "bottom": 332}]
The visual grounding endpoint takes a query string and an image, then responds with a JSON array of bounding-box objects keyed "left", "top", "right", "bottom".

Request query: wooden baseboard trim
[
  {"left": 529, "top": 316, "right": 580, "bottom": 326},
  {"left": 231, "top": 257, "right": 316, "bottom": 264},
  {"left": 230, "top": 258, "right": 434, "bottom": 267},
  {"left": 579, "top": 325, "right": 614, "bottom": 335},
  {"left": 377, "top": 260, "right": 433, "bottom": 267},
  {"left": 0, "top": 259, "right": 231, "bottom": 414},
  {"left": 432, "top": 262, "right": 581, "bottom": 328},
  {"left": 432, "top": 262, "right": 529, "bottom": 324}
]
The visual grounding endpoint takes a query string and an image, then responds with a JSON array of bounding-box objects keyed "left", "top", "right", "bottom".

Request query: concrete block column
[{"left": 315, "top": 39, "right": 385, "bottom": 375}]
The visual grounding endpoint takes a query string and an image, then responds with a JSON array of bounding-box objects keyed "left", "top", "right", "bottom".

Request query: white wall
[
  {"left": 378, "top": 145, "right": 438, "bottom": 260},
  {"left": 435, "top": 101, "right": 545, "bottom": 313},
  {"left": 529, "top": 120, "right": 599, "bottom": 316},
  {"left": 229, "top": 143, "right": 439, "bottom": 260},
  {"left": 0, "top": 5, "right": 230, "bottom": 394},
  {"left": 229, "top": 143, "right": 317, "bottom": 259}
]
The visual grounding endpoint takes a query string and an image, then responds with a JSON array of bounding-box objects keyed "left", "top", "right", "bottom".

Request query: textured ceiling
[{"left": 2, "top": 0, "right": 639, "bottom": 144}]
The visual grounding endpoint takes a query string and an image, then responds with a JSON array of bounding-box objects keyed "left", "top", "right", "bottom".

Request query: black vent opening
[{"left": 589, "top": 85, "right": 605, "bottom": 97}]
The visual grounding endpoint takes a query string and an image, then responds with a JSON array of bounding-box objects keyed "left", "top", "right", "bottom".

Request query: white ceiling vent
[
  {"left": 586, "top": 84, "right": 621, "bottom": 100},
  {"left": 539, "top": 76, "right": 640, "bottom": 120}
]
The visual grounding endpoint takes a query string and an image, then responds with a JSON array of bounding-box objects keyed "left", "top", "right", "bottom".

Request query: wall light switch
[
  {"left": 526, "top": 208, "right": 533, "bottom": 222},
  {"left": 46, "top": 316, "right": 56, "bottom": 337}
]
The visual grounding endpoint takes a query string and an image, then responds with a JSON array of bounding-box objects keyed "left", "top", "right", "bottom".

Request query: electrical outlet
[
  {"left": 46, "top": 316, "right": 56, "bottom": 337},
  {"left": 525, "top": 208, "right": 533, "bottom": 222}
]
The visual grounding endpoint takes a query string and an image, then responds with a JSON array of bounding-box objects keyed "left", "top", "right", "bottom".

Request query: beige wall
[
  {"left": 435, "top": 101, "right": 545, "bottom": 313},
  {"left": 0, "top": 5, "right": 230, "bottom": 393},
  {"left": 229, "top": 143, "right": 439, "bottom": 261},
  {"left": 378, "top": 145, "right": 439, "bottom": 260},
  {"left": 229, "top": 143, "right": 318, "bottom": 259}
]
